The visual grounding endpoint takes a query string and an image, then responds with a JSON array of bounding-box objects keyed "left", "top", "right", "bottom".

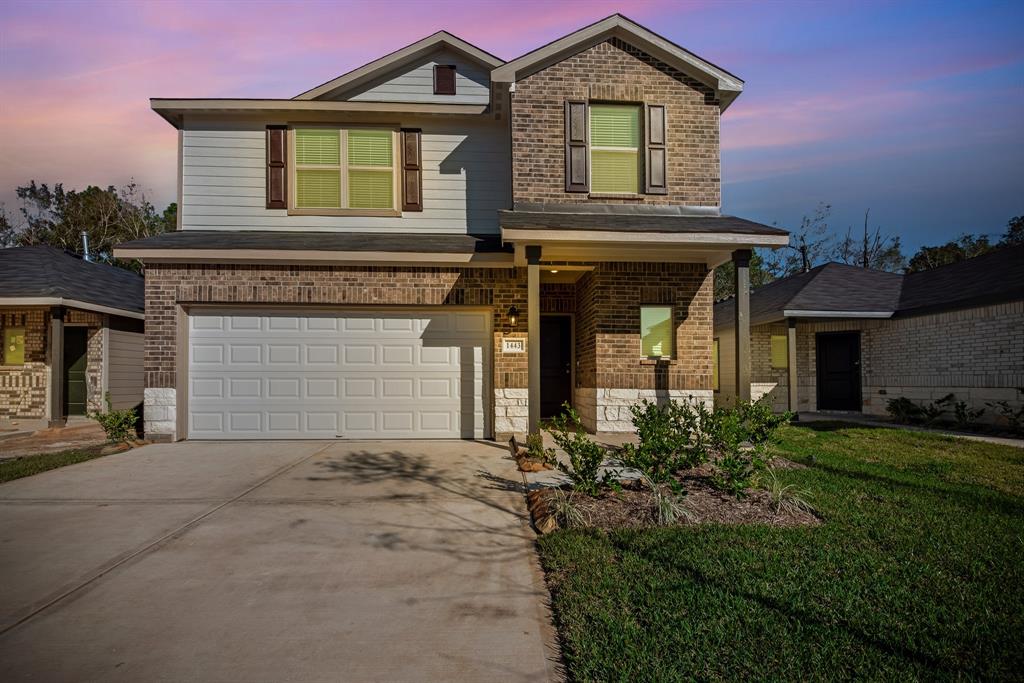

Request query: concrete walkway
[{"left": 0, "top": 441, "right": 558, "bottom": 682}]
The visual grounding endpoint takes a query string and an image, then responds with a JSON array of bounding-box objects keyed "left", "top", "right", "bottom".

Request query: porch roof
[{"left": 114, "top": 231, "right": 513, "bottom": 266}]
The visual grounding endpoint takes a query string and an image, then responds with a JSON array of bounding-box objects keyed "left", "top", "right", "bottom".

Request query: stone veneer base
[
  {"left": 144, "top": 387, "right": 177, "bottom": 439},
  {"left": 576, "top": 388, "right": 715, "bottom": 433}
]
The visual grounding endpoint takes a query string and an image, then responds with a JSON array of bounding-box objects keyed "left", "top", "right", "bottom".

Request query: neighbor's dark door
[
  {"left": 540, "top": 316, "right": 572, "bottom": 417},
  {"left": 63, "top": 328, "right": 88, "bottom": 416},
  {"left": 816, "top": 332, "right": 861, "bottom": 411}
]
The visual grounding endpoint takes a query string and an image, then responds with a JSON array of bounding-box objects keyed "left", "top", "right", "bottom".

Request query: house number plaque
[{"left": 502, "top": 338, "right": 526, "bottom": 353}]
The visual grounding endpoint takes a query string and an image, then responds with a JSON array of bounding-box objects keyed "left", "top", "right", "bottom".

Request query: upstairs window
[
  {"left": 434, "top": 65, "right": 456, "bottom": 95},
  {"left": 590, "top": 104, "right": 640, "bottom": 194},
  {"left": 293, "top": 127, "right": 397, "bottom": 213},
  {"left": 640, "top": 306, "right": 673, "bottom": 358}
]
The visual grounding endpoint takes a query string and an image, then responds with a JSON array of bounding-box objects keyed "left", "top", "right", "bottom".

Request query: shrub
[
  {"left": 706, "top": 400, "right": 790, "bottom": 498},
  {"left": 618, "top": 399, "right": 711, "bottom": 488},
  {"left": 887, "top": 394, "right": 954, "bottom": 426},
  {"left": 887, "top": 397, "right": 922, "bottom": 424},
  {"left": 88, "top": 393, "right": 139, "bottom": 443},
  {"left": 987, "top": 400, "right": 1024, "bottom": 436},
  {"left": 921, "top": 393, "right": 955, "bottom": 425},
  {"left": 525, "top": 431, "right": 553, "bottom": 462},
  {"left": 953, "top": 401, "right": 985, "bottom": 431},
  {"left": 549, "top": 489, "right": 589, "bottom": 528},
  {"left": 735, "top": 400, "right": 792, "bottom": 446},
  {"left": 544, "top": 403, "right": 616, "bottom": 496}
]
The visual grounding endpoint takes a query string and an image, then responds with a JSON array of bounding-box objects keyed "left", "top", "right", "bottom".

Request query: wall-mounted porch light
[{"left": 507, "top": 305, "right": 519, "bottom": 327}]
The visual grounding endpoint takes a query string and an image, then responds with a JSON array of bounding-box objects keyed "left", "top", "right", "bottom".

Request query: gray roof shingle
[
  {"left": 116, "top": 231, "right": 510, "bottom": 253},
  {"left": 714, "top": 245, "right": 1024, "bottom": 329},
  {"left": 499, "top": 210, "right": 788, "bottom": 235},
  {"left": 0, "top": 245, "right": 144, "bottom": 314}
]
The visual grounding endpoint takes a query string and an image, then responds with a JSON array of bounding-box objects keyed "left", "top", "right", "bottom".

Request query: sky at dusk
[{"left": 1, "top": 0, "right": 1022, "bottom": 251}]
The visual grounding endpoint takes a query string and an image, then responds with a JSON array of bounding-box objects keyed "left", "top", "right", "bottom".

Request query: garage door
[{"left": 187, "top": 309, "right": 489, "bottom": 439}]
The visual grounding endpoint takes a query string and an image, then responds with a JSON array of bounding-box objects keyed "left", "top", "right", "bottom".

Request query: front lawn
[
  {"left": 538, "top": 422, "right": 1024, "bottom": 681},
  {"left": 0, "top": 447, "right": 112, "bottom": 483}
]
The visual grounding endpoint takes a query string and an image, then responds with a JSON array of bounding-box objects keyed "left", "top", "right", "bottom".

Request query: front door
[
  {"left": 540, "top": 316, "right": 572, "bottom": 418},
  {"left": 63, "top": 327, "right": 89, "bottom": 416},
  {"left": 816, "top": 332, "right": 861, "bottom": 411}
]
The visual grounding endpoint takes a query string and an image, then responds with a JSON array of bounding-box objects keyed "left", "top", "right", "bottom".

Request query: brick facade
[
  {"left": 0, "top": 308, "right": 49, "bottom": 422},
  {"left": 716, "top": 301, "right": 1024, "bottom": 423},
  {"left": 511, "top": 38, "right": 720, "bottom": 207},
  {"left": 0, "top": 306, "right": 105, "bottom": 424},
  {"left": 143, "top": 261, "right": 718, "bottom": 438}
]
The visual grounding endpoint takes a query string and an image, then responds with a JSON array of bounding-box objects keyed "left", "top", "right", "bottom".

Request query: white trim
[
  {"left": 294, "top": 31, "right": 505, "bottom": 100},
  {"left": 502, "top": 227, "right": 789, "bottom": 247},
  {"left": 491, "top": 15, "right": 743, "bottom": 110},
  {"left": 111, "top": 248, "right": 514, "bottom": 267},
  {"left": 782, "top": 310, "right": 894, "bottom": 318},
  {"left": 0, "top": 298, "right": 144, "bottom": 320}
]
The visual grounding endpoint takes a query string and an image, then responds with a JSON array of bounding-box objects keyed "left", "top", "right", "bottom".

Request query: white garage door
[{"left": 187, "top": 309, "right": 489, "bottom": 440}]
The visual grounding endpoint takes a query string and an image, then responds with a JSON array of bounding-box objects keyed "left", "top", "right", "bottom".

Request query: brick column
[
  {"left": 733, "top": 250, "right": 752, "bottom": 402},
  {"left": 526, "top": 245, "right": 542, "bottom": 434},
  {"left": 48, "top": 306, "right": 65, "bottom": 428}
]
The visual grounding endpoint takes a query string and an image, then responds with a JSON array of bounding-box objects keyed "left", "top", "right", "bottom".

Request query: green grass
[
  {"left": 537, "top": 422, "right": 1024, "bottom": 681},
  {"left": 0, "top": 447, "right": 110, "bottom": 483}
]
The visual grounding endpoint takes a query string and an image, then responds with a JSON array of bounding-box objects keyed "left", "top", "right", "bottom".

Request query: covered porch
[{"left": 499, "top": 207, "right": 788, "bottom": 434}]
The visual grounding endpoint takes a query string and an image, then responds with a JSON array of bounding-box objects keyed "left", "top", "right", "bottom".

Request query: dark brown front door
[
  {"left": 540, "top": 316, "right": 572, "bottom": 418},
  {"left": 63, "top": 328, "right": 88, "bottom": 416},
  {"left": 816, "top": 332, "right": 861, "bottom": 411}
]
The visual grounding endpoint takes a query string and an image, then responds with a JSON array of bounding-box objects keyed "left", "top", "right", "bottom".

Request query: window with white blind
[
  {"left": 292, "top": 127, "right": 398, "bottom": 213},
  {"left": 640, "top": 306, "right": 673, "bottom": 358},
  {"left": 771, "top": 335, "right": 788, "bottom": 368},
  {"left": 590, "top": 104, "right": 640, "bottom": 194}
]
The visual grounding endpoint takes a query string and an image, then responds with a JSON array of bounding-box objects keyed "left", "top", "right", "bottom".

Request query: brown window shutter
[
  {"left": 433, "top": 65, "right": 456, "bottom": 95},
  {"left": 401, "top": 129, "right": 423, "bottom": 212},
  {"left": 565, "top": 100, "right": 589, "bottom": 193},
  {"left": 266, "top": 126, "right": 287, "bottom": 209},
  {"left": 644, "top": 104, "right": 668, "bottom": 195}
]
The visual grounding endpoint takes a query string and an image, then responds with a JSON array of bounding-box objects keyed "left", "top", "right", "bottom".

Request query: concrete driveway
[{"left": 0, "top": 441, "right": 558, "bottom": 681}]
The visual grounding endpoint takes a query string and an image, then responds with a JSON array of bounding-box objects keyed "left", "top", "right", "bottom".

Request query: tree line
[
  {"left": 0, "top": 180, "right": 176, "bottom": 272},
  {"left": 715, "top": 203, "right": 1023, "bottom": 299}
]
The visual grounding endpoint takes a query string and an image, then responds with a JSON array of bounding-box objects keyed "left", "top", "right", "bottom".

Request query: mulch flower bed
[{"left": 528, "top": 457, "right": 819, "bottom": 534}]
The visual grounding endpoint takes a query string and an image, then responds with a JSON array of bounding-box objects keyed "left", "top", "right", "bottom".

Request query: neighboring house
[
  {"left": 714, "top": 245, "right": 1024, "bottom": 420},
  {"left": 0, "top": 246, "right": 145, "bottom": 430},
  {"left": 114, "top": 14, "right": 788, "bottom": 441}
]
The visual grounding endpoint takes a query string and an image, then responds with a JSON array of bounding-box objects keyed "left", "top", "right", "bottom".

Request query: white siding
[
  {"left": 181, "top": 116, "right": 509, "bottom": 234},
  {"left": 342, "top": 49, "right": 490, "bottom": 104},
  {"left": 107, "top": 326, "right": 144, "bottom": 411}
]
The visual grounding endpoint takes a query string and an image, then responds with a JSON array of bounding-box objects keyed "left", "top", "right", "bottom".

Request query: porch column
[
  {"left": 526, "top": 245, "right": 542, "bottom": 434},
  {"left": 48, "top": 306, "right": 65, "bottom": 428},
  {"left": 733, "top": 249, "right": 752, "bottom": 402},
  {"left": 787, "top": 318, "right": 798, "bottom": 415}
]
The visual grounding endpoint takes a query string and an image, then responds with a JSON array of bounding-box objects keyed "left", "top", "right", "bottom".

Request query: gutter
[{"left": 0, "top": 297, "right": 145, "bottom": 321}]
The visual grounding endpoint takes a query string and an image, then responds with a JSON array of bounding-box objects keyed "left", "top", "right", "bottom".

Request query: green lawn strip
[
  {"left": 0, "top": 447, "right": 111, "bottom": 484},
  {"left": 538, "top": 422, "right": 1024, "bottom": 681}
]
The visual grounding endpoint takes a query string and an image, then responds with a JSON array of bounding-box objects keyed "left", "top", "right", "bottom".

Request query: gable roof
[
  {"left": 714, "top": 245, "right": 1024, "bottom": 329},
  {"left": 491, "top": 13, "right": 744, "bottom": 110},
  {"left": 0, "top": 245, "right": 144, "bottom": 318},
  {"left": 294, "top": 31, "right": 505, "bottom": 101}
]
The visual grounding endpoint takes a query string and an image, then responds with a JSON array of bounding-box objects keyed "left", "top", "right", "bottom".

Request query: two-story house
[{"left": 116, "top": 14, "right": 787, "bottom": 441}]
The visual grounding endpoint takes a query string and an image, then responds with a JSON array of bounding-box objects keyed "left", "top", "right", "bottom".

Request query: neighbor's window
[
  {"left": 712, "top": 338, "right": 720, "bottom": 391},
  {"left": 770, "top": 334, "right": 788, "bottom": 368},
  {"left": 590, "top": 104, "right": 640, "bottom": 194},
  {"left": 293, "top": 127, "right": 396, "bottom": 211},
  {"left": 640, "top": 306, "right": 673, "bottom": 358},
  {"left": 3, "top": 327, "right": 25, "bottom": 365}
]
